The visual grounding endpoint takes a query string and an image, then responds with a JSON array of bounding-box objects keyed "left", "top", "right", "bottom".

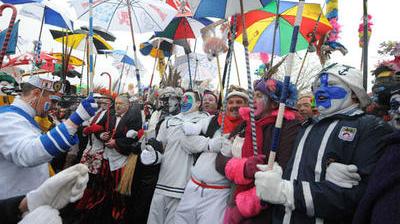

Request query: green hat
[{"left": 0, "top": 72, "right": 17, "bottom": 86}]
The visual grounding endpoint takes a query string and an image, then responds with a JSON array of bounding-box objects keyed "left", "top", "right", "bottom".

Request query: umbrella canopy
[
  {"left": 49, "top": 53, "right": 84, "bottom": 66},
  {"left": 2, "top": 0, "right": 75, "bottom": 30},
  {"left": 50, "top": 29, "right": 113, "bottom": 54},
  {"left": 80, "top": 26, "right": 116, "bottom": 41},
  {"left": 101, "top": 50, "right": 135, "bottom": 66},
  {"left": 175, "top": 53, "right": 217, "bottom": 81},
  {"left": 140, "top": 38, "right": 174, "bottom": 58},
  {"left": 70, "top": 0, "right": 178, "bottom": 33},
  {"left": 235, "top": 0, "right": 332, "bottom": 56},
  {"left": 155, "top": 16, "right": 212, "bottom": 40},
  {"left": 188, "top": 0, "right": 270, "bottom": 18}
]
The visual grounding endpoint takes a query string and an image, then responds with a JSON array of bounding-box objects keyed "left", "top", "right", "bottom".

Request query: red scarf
[
  {"left": 240, "top": 107, "right": 296, "bottom": 158},
  {"left": 218, "top": 113, "right": 243, "bottom": 134}
]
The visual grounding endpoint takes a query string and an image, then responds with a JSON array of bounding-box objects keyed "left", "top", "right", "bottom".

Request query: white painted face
[
  {"left": 389, "top": 93, "right": 400, "bottom": 130},
  {"left": 314, "top": 73, "right": 353, "bottom": 116}
]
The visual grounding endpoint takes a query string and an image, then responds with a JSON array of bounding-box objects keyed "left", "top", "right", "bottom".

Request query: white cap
[
  {"left": 226, "top": 90, "right": 249, "bottom": 101},
  {"left": 26, "top": 75, "right": 62, "bottom": 93},
  {"left": 312, "top": 63, "right": 371, "bottom": 108}
]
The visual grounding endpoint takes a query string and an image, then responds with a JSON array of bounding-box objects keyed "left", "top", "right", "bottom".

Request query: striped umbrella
[
  {"left": 155, "top": 17, "right": 212, "bottom": 40},
  {"left": 235, "top": 0, "right": 332, "bottom": 56},
  {"left": 188, "top": 0, "right": 271, "bottom": 155}
]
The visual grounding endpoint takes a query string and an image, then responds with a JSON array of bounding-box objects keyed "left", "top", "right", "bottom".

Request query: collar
[
  {"left": 316, "top": 104, "right": 364, "bottom": 121},
  {"left": 11, "top": 97, "right": 36, "bottom": 118}
]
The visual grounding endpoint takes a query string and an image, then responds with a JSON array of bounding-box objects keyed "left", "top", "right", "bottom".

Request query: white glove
[
  {"left": 182, "top": 122, "right": 202, "bottom": 136},
  {"left": 26, "top": 164, "right": 89, "bottom": 211},
  {"left": 326, "top": 162, "right": 361, "bottom": 188},
  {"left": 255, "top": 163, "right": 294, "bottom": 210},
  {"left": 126, "top": 129, "right": 138, "bottom": 139},
  {"left": 69, "top": 93, "right": 98, "bottom": 125},
  {"left": 140, "top": 145, "right": 161, "bottom": 165},
  {"left": 19, "top": 205, "right": 62, "bottom": 224},
  {"left": 208, "top": 136, "right": 232, "bottom": 153}
]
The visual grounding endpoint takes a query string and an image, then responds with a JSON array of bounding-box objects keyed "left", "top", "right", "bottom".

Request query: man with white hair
[
  {"left": 254, "top": 63, "right": 393, "bottom": 224},
  {"left": 0, "top": 76, "right": 97, "bottom": 199}
]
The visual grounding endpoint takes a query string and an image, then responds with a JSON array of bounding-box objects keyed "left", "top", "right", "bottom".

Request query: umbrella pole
[
  {"left": 117, "top": 62, "right": 126, "bottom": 94},
  {"left": 268, "top": 0, "right": 281, "bottom": 70},
  {"left": 86, "top": 37, "right": 90, "bottom": 94},
  {"left": 220, "top": 15, "right": 237, "bottom": 134},
  {"left": 362, "top": 0, "right": 368, "bottom": 90},
  {"left": 79, "top": 39, "right": 87, "bottom": 94},
  {"left": 0, "top": 4, "right": 16, "bottom": 68},
  {"left": 126, "top": 0, "right": 142, "bottom": 96},
  {"left": 232, "top": 48, "right": 241, "bottom": 86},
  {"left": 29, "top": 8, "right": 45, "bottom": 76},
  {"left": 295, "top": 50, "right": 308, "bottom": 86},
  {"left": 216, "top": 55, "right": 223, "bottom": 97},
  {"left": 239, "top": 0, "right": 258, "bottom": 156},
  {"left": 294, "top": 1, "right": 326, "bottom": 84},
  {"left": 88, "top": 0, "right": 95, "bottom": 93},
  {"left": 267, "top": 0, "right": 306, "bottom": 170},
  {"left": 122, "top": 66, "right": 131, "bottom": 92},
  {"left": 149, "top": 40, "right": 161, "bottom": 88}
]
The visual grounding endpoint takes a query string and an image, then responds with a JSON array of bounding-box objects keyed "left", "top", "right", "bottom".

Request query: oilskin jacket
[{"left": 272, "top": 109, "right": 393, "bottom": 224}]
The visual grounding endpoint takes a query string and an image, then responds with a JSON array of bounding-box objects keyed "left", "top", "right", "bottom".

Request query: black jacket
[
  {"left": 273, "top": 112, "right": 393, "bottom": 224},
  {"left": 1, "top": 195, "right": 24, "bottom": 224}
]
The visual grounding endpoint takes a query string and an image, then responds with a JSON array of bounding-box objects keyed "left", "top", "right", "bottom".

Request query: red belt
[{"left": 191, "top": 177, "right": 230, "bottom": 189}]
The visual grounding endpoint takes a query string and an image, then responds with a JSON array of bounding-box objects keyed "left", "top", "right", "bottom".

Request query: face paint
[
  {"left": 314, "top": 73, "right": 353, "bottom": 115},
  {"left": 181, "top": 92, "right": 198, "bottom": 114},
  {"left": 389, "top": 94, "right": 400, "bottom": 129},
  {"left": 43, "top": 102, "right": 50, "bottom": 112},
  {"left": 168, "top": 97, "right": 180, "bottom": 113},
  {"left": 254, "top": 90, "right": 268, "bottom": 118}
]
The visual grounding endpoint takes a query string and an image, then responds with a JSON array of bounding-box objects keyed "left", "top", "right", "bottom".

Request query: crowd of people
[{"left": 0, "top": 61, "right": 399, "bottom": 224}]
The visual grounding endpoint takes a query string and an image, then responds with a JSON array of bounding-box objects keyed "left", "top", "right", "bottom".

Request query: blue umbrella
[
  {"left": 102, "top": 50, "right": 136, "bottom": 93},
  {"left": 0, "top": 20, "right": 19, "bottom": 55}
]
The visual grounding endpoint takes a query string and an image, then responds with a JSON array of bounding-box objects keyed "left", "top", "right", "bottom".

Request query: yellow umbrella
[
  {"left": 50, "top": 30, "right": 113, "bottom": 53},
  {"left": 50, "top": 53, "right": 85, "bottom": 66}
]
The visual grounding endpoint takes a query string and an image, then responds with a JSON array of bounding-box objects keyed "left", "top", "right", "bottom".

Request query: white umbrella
[
  {"left": 70, "top": 0, "right": 178, "bottom": 33},
  {"left": 175, "top": 53, "right": 217, "bottom": 81}
]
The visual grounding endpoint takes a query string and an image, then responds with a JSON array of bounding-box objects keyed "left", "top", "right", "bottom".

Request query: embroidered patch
[{"left": 338, "top": 126, "right": 357, "bottom": 141}]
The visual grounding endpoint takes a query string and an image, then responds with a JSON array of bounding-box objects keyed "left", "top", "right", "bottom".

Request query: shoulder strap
[
  {"left": 204, "top": 115, "right": 221, "bottom": 138},
  {"left": 0, "top": 105, "right": 40, "bottom": 130}
]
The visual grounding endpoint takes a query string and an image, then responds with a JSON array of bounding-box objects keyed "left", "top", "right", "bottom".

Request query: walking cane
[{"left": 0, "top": 4, "right": 17, "bottom": 68}]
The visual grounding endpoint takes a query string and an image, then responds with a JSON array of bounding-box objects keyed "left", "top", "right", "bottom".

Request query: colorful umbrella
[
  {"left": 235, "top": 0, "right": 332, "bottom": 56},
  {"left": 155, "top": 17, "right": 212, "bottom": 40},
  {"left": 50, "top": 29, "right": 113, "bottom": 54},
  {"left": 188, "top": 0, "right": 270, "bottom": 18},
  {"left": 140, "top": 38, "right": 174, "bottom": 58}
]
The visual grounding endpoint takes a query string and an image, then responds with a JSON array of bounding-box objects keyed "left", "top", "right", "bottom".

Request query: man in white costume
[
  {"left": 0, "top": 76, "right": 97, "bottom": 199},
  {"left": 142, "top": 90, "right": 218, "bottom": 224}
]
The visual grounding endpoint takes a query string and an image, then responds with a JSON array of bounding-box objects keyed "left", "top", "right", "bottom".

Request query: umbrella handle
[
  {"left": 100, "top": 72, "right": 112, "bottom": 95},
  {"left": 0, "top": 4, "right": 17, "bottom": 68}
]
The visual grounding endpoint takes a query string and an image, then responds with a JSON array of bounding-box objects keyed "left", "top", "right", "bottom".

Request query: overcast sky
[{"left": 1, "top": 0, "right": 399, "bottom": 92}]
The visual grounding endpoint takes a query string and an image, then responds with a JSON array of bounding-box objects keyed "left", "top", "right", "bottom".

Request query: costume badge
[{"left": 338, "top": 126, "right": 357, "bottom": 141}]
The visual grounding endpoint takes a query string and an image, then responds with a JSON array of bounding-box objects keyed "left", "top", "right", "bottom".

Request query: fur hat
[
  {"left": 312, "top": 63, "right": 371, "bottom": 108},
  {"left": 254, "top": 78, "right": 297, "bottom": 109}
]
